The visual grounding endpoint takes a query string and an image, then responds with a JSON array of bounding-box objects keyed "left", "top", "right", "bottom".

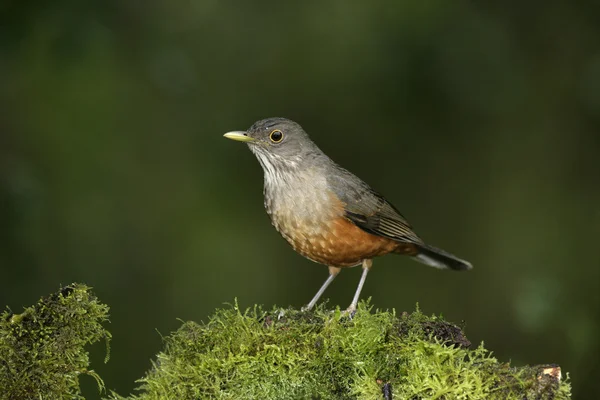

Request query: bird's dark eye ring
[{"left": 269, "top": 129, "right": 284, "bottom": 143}]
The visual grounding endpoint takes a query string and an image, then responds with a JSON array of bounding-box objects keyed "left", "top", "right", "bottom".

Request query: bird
[{"left": 223, "top": 118, "right": 472, "bottom": 312}]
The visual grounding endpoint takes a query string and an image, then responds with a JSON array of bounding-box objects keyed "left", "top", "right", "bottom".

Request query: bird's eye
[{"left": 269, "top": 129, "right": 284, "bottom": 143}]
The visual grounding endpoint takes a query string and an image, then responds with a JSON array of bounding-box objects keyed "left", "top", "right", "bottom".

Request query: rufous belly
[{"left": 279, "top": 216, "right": 414, "bottom": 267}]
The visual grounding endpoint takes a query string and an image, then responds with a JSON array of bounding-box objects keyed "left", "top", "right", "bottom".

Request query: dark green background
[{"left": 1, "top": 1, "right": 599, "bottom": 398}]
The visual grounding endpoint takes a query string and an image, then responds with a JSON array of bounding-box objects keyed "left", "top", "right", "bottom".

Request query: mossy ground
[
  {"left": 112, "top": 302, "right": 570, "bottom": 400},
  {"left": 1, "top": 285, "right": 571, "bottom": 400}
]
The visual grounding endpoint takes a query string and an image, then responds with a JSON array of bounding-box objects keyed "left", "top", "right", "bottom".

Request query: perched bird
[{"left": 224, "top": 118, "right": 472, "bottom": 312}]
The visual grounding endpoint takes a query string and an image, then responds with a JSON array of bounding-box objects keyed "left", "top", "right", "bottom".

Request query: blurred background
[{"left": 1, "top": 1, "right": 599, "bottom": 398}]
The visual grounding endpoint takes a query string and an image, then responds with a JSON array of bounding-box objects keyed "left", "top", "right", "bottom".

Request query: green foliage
[
  {"left": 112, "top": 302, "right": 571, "bottom": 400},
  {"left": 0, "top": 284, "right": 111, "bottom": 400}
]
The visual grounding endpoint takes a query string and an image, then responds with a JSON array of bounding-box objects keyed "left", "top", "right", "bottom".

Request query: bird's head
[{"left": 224, "top": 118, "right": 322, "bottom": 170}]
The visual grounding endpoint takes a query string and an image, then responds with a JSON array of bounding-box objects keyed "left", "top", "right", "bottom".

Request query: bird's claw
[{"left": 343, "top": 304, "right": 357, "bottom": 319}]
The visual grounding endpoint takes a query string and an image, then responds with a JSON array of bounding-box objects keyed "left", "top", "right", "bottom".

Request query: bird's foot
[
  {"left": 277, "top": 309, "right": 286, "bottom": 320},
  {"left": 343, "top": 303, "right": 358, "bottom": 319}
]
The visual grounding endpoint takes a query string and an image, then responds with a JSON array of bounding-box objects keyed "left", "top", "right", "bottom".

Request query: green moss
[
  {"left": 0, "top": 284, "right": 111, "bottom": 400},
  {"left": 0, "top": 286, "right": 570, "bottom": 400},
  {"left": 112, "top": 302, "right": 571, "bottom": 400}
]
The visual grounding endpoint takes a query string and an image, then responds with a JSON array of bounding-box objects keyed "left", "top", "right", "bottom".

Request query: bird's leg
[
  {"left": 303, "top": 266, "right": 341, "bottom": 311},
  {"left": 346, "top": 259, "right": 373, "bottom": 314}
]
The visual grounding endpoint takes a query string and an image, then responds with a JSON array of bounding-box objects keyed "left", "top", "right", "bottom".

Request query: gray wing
[{"left": 326, "top": 166, "right": 423, "bottom": 244}]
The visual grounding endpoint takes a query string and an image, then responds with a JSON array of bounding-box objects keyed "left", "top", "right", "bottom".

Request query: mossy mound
[
  {"left": 112, "top": 302, "right": 570, "bottom": 400},
  {"left": 0, "top": 284, "right": 110, "bottom": 399},
  {"left": 0, "top": 285, "right": 570, "bottom": 399}
]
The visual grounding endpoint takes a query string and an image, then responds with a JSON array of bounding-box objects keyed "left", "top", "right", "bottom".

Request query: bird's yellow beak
[{"left": 223, "top": 131, "right": 256, "bottom": 143}]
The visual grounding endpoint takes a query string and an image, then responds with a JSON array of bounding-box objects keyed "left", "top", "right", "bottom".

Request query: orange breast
[
  {"left": 310, "top": 218, "right": 398, "bottom": 266},
  {"left": 268, "top": 185, "right": 416, "bottom": 267},
  {"left": 289, "top": 217, "right": 417, "bottom": 267}
]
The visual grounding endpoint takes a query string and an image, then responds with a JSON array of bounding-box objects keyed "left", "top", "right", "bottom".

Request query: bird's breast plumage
[{"left": 261, "top": 165, "right": 400, "bottom": 267}]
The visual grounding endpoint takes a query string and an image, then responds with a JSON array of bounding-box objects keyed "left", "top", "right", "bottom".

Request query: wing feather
[{"left": 326, "top": 166, "right": 422, "bottom": 244}]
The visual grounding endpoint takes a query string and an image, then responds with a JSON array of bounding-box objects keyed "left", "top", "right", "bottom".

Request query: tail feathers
[{"left": 413, "top": 244, "right": 472, "bottom": 271}]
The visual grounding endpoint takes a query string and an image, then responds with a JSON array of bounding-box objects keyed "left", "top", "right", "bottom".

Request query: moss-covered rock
[
  {"left": 0, "top": 285, "right": 570, "bottom": 399},
  {"left": 112, "top": 302, "right": 570, "bottom": 400},
  {"left": 0, "top": 284, "right": 110, "bottom": 400}
]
